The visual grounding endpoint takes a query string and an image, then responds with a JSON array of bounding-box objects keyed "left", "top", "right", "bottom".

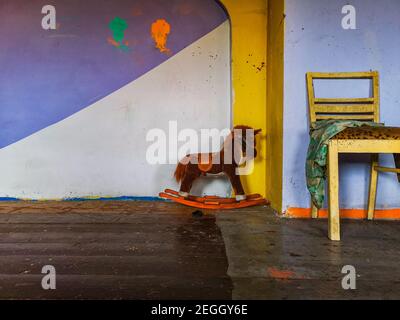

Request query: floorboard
[{"left": 0, "top": 201, "right": 399, "bottom": 299}]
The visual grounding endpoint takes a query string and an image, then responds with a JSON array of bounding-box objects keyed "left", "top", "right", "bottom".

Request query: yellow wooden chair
[{"left": 307, "top": 71, "right": 400, "bottom": 241}]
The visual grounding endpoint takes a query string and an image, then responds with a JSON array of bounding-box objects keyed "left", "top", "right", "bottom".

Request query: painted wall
[
  {"left": 220, "top": 0, "right": 268, "bottom": 198},
  {"left": 283, "top": 0, "right": 400, "bottom": 211},
  {"left": 0, "top": 0, "right": 231, "bottom": 199}
]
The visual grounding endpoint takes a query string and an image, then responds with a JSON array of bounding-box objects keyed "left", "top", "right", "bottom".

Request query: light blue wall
[{"left": 283, "top": 0, "right": 400, "bottom": 210}]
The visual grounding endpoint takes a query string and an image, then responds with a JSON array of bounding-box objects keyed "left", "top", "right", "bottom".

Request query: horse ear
[{"left": 254, "top": 129, "right": 262, "bottom": 135}]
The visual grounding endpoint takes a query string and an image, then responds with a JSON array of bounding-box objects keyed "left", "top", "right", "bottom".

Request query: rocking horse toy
[{"left": 159, "top": 125, "right": 269, "bottom": 209}]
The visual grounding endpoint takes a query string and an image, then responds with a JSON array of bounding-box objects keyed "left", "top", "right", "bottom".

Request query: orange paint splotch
[
  {"left": 107, "top": 37, "right": 120, "bottom": 48},
  {"left": 151, "top": 19, "right": 171, "bottom": 54},
  {"left": 268, "top": 267, "right": 297, "bottom": 281}
]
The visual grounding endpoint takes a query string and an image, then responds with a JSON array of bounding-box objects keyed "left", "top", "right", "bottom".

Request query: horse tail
[{"left": 174, "top": 159, "right": 188, "bottom": 183}]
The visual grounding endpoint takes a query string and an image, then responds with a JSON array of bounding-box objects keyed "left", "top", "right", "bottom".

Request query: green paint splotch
[{"left": 108, "top": 17, "right": 130, "bottom": 52}]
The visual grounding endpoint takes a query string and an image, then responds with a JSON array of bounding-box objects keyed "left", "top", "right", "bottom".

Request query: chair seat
[{"left": 333, "top": 126, "right": 400, "bottom": 140}]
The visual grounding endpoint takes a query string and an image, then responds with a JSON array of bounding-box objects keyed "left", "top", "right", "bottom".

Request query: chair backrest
[{"left": 306, "top": 71, "right": 380, "bottom": 123}]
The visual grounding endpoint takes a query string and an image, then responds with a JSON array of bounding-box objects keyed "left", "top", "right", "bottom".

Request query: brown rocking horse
[{"left": 159, "top": 125, "right": 268, "bottom": 209}]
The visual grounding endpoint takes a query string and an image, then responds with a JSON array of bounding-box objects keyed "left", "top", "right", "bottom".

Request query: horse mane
[
  {"left": 230, "top": 125, "right": 261, "bottom": 162},
  {"left": 233, "top": 125, "right": 253, "bottom": 130},
  {"left": 222, "top": 126, "right": 250, "bottom": 165}
]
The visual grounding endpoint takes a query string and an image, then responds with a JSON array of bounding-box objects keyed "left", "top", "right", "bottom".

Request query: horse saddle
[{"left": 197, "top": 154, "right": 213, "bottom": 173}]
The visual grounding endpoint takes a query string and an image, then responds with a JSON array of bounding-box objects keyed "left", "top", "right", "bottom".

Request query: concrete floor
[{"left": 0, "top": 201, "right": 399, "bottom": 299}]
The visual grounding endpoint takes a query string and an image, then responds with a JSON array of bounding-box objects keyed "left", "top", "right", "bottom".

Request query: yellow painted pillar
[{"left": 219, "top": 0, "right": 268, "bottom": 198}]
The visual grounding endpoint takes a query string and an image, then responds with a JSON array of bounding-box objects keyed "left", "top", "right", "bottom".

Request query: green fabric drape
[{"left": 306, "top": 120, "right": 381, "bottom": 209}]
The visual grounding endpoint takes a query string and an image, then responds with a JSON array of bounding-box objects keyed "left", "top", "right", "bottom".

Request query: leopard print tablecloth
[{"left": 334, "top": 126, "right": 400, "bottom": 140}]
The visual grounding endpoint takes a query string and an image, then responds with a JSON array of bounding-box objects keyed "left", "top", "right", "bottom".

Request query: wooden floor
[{"left": 0, "top": 201, "right": 399, "bottom": 300}]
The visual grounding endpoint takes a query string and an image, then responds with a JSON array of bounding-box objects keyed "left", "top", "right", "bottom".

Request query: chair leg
[
  {"left": 393, "top": 154, "right": 400, "bottom": 183},
  {"left": 328, "top": 141, "right": 340, "bottom": 241},
  {"left": 311, "top": 202, "right": 319, "bottom": 219},
  {"left": 367, "top": 154, "right": 379, "bottom": 221}
]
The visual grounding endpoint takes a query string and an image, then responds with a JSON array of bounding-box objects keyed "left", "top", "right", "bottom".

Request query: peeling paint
[
  {"left": 246, "top": 59, "right": 265, "bottom": 73},
  {"left": 132, "top": 7, "right": 143, "bottom": 17},
  {"left": 177, "top": 2, "right": 193, "bottom": 16}
]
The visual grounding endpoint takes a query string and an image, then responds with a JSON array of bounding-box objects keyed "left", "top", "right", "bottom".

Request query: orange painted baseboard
[{"left": 286, "top": 207, "right": 400, "bottom": 220}]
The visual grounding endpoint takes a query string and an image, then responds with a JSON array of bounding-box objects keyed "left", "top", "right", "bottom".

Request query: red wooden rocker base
[{"left": 159, "top": 189, "right": 269, "bottom": 210}]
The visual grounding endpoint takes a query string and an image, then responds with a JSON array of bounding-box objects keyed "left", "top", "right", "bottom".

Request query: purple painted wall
[{"left": 0, "top": 0, "right": 227, "bottom": 148}]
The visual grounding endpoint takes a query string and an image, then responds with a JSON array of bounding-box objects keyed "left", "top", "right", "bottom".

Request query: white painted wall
[{"left": 0, "top": 22, "right": 231, "bottom": 200}]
